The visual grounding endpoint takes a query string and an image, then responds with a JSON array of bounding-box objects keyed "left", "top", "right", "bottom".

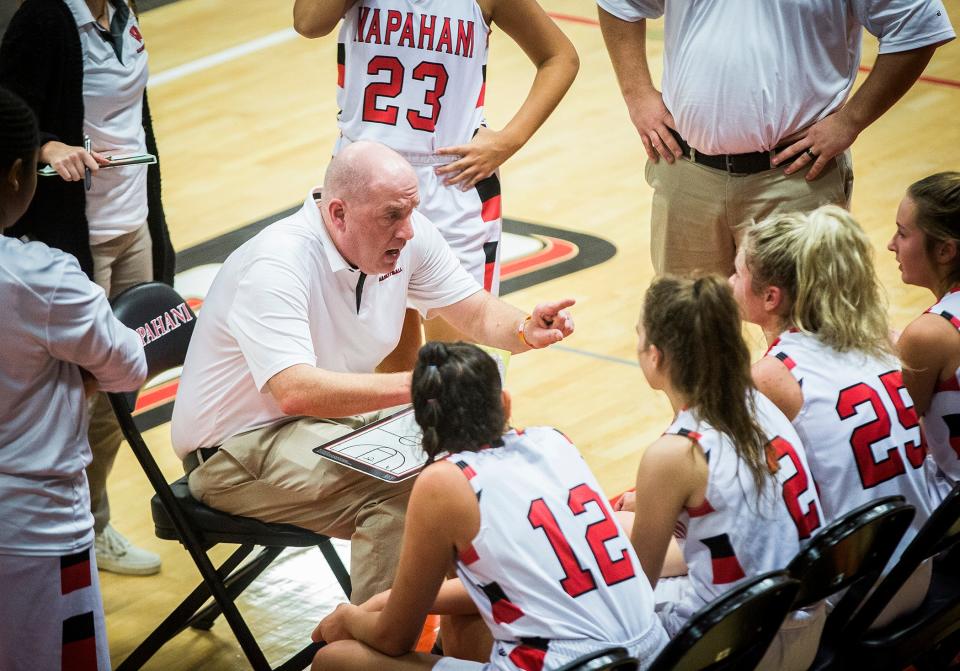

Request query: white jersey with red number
[
  {"left": 664, "top": 394, "right": 823, "bottom": 623},
  {"left": 923, "top": 290, "right": 960, "bottom": 483},
  {"left": 767, "top": 330, "right": 937, "bottom": 559},
  {"left": 448, "top": 428, "right": 667, "bottom": 671},
  {"left": 336, "top": 0, "right": 489, "bottom": 154}
]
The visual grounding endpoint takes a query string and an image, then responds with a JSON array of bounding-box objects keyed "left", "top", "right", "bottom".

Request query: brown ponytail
[{"left": 642, "top": 275, "right": 773, "bottom": 495}]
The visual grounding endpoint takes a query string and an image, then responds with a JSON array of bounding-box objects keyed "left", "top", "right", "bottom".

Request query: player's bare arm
[
  {"left": 898, "top": 313, "right": 958, "bottom": 416},
  {"left": 775, "top": 44, "right": 944, "bottom": 181},
  {"left": 293, "top": 0, "right": 358, "bottom": 38},
  {"left": 630, "top": 434, "right": 705, "bottom": 586},
  {"left": 266, "top": 364, "right": 411, "bottom": 418},
  {"left": 751, "top": 356, "right": 803, "bottom": 421},
  {"left": 597, "top": 8, "right": 681, "bottom": 163},
  {"left": 432, "top": 290, "right": 575, "bottom": 353},
  {"left": 435, "top": 0, "right": 579, "bottom": 189},
  {"left": 315, "top": 460, "right": 479, "bottom": 654}
]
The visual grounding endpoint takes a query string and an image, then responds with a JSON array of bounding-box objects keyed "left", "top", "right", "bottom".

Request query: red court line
[{"left": 547, "top": 12, "right": 960, "bottom": 91}]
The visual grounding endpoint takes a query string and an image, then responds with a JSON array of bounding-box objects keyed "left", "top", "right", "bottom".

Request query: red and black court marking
[{"left": 131, "top": 208, "right": 615, "bottom": 432}]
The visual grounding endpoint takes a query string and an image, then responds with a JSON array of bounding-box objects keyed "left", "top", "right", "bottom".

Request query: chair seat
[
  {"left": 854, "top": 568, "right": 960, "bottom": 666},
  {"left": 152, "top": 476, "right": 335, "bottom": 547}
]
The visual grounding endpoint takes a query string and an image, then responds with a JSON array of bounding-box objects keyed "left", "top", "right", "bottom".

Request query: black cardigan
[{"left": 0, "top": 0, "right": 175, "bottom": 284}]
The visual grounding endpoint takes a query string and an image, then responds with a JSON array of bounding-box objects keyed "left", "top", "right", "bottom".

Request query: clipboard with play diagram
[{"left": 312, "top": 406, "right": 426, "bottom": 482}]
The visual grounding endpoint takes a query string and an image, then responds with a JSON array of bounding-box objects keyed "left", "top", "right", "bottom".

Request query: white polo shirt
[
  {"left": 0, "top": 236, "right": 146, "bottom": 554},
  {"left": 597, "top": 0, "right": 954, "bottom": 154},
  {"left": 171, "top": 191, "right": 481, "bottom": 457},
  {"left": 64, "top": 0, "right": 150, "bottom": 243}
]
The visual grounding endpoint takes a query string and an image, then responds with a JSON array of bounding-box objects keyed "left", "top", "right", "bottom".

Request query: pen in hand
[{"left": 83, "top": 135, "right": 92, "bottom": 191}]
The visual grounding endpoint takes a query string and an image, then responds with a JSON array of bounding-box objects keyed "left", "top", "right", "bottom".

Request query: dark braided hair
[
  {"left": 412, "top": 341, "right": 505, "bottom": 461},
  {"left": 0, "top": 86, "right": 39, "bottom": 171}
]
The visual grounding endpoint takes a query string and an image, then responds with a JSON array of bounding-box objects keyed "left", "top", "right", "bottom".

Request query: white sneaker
[{"left": 94, "top": 525, "right": 161, "bottom": 576}]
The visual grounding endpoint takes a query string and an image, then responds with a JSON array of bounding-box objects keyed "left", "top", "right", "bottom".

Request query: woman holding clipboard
[{"left": 0, "top": 0, "right": 175, "bottom": 576}]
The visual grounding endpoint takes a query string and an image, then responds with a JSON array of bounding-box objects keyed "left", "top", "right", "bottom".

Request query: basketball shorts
[
  {"left": 412, "top": 162, "right": 502, "bottom": 296},
  {"left": 433, "top": 626, "right": 668, "bottom": 671},
  {"left": 0, "top": 546, "right": 110, "bottom": 671}
]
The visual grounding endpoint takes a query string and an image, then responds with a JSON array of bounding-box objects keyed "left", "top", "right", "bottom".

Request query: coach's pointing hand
[{"left": 521, "top": 298, "right": 575, "bottom": 349}]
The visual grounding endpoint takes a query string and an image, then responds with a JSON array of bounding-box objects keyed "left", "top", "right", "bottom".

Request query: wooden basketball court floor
[{"left": 96, "top": 1, "right": 960, "bottom": 667}]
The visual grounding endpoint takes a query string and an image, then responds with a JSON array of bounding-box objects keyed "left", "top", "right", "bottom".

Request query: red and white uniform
[
  {"left": 656, "top": 394, "right": 823, "bottom": 634},
  {"left": 335, "top": 1, "right": 502, "bottom": 293},
  {"left": 444, "top": 428, "right": 668, "bottom": 671},
  {"left": 923, "top": 290, "right": 960, "bottom": 483},
  {"left": 767, "top": 331, "right": 936, "bottom": 558}
]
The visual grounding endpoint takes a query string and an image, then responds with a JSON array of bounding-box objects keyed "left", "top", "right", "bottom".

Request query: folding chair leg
[
  {"left": 117, "top": 545, "right": 258, "bottom": 671},
  {"left": 318, "top": 539, "right": 352, "bottom": 600},
  {"left": 187, "top": 546, "right": 284, "bottom": 630}
]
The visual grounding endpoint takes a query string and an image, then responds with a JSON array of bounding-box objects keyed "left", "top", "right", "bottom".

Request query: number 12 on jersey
[{"left": 528, "top": 483, "right": 636, "bottom": 598}]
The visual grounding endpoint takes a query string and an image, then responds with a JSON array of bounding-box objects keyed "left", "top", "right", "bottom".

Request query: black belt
[
  {"left": 183, "top": 445, "right": 220, "bottom": 475},
  {"left": 669, "top": 129, "right": 795, "bottom": 175}
]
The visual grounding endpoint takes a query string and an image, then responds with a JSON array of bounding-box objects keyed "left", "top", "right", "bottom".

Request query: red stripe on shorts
[
  {"left": 60, "top": 550, "right": 92, "bottom": 595},
  {"left": 481, "top": 195, "right": 501, "bottom": 222}
]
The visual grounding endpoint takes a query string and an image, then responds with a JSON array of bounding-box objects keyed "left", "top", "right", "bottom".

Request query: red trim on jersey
[
  {"left": 62, "top": 638, "right": 98, "bottom": 671},
  {"left": 458, "top": 544, "right": 479, "bottom": 565},
  {"left": 481, "top": 194, "right": 501, "bottom": 223},
  {"left": 677, "top": 428, "right": 702, "bottom": 443},
  {"left": 475, "top": 82, "right": 486, "bottom": 107},
  {"left": 61, "top": 555, "right": 92, "bottom": 595},
  {"left": 685, "top": 498, "right": 715, "bottom": 518},
  {"left": 337, "top": 63, "right": 345, "bottom": 88},
  {"left": 491, "top": 598, "right": 524, "bottom": 624},
  {"left": 936, "top": 376, "right": 960, "bottom": 393},
  {"left": 775, "top": 351, "right": 797, "bottom": 370},
  {"left": 459, "top": 464, "right": 477, "bottom": 480},
  {"left": 483, "top": 260, "right": 495, "bottom": 291},
  {"left": 712, "top": 555, "right": 747, "bottom": 584},
  {"left": 764, "top": 337, "right": 782, "bottom": 356},
  {"left": 508, "top": 645, "right": 547, "bottom": 671}
]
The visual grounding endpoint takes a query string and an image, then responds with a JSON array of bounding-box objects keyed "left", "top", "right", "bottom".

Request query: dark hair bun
[{"left": 0, "top": 86, "right": 39, "bottom": 169}]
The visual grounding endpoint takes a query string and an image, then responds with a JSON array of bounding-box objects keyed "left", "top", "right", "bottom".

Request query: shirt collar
[
  {"left": 63, "top": 0, "right": 124, "bottom": 28},
  {"left": 302, "top": 189, "right": 354, "bottom": 274}
]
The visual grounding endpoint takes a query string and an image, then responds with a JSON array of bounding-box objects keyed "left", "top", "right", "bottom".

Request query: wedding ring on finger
[{"left": 805, "top": 148, "right": 817, "bottom": 159}]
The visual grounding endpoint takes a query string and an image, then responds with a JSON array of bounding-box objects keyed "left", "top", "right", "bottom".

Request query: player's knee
[{"left": 312, "top": 640, "right": 359, "bottom": 671}]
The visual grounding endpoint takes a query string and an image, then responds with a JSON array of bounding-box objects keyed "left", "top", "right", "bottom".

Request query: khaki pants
[
  {"left": 187, "top": 410, "right": 414, "bottom": 605},
  {"left": 87, "top": 224, "right": 154, "bottom": 534},
  {"left": 646, "top": 151, "right": 854, "bottom": 277}
]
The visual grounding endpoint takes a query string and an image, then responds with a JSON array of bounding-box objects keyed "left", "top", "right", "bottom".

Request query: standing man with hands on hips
[{"left": 597, "top": 0, "right": 954, "bottom": 277}]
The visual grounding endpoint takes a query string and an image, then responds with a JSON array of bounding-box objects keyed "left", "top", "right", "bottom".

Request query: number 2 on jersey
[
  {"left": 363, "top": 56, "right": 449, "bottom": 132},
  {"left": 528, "top": 484, "right": 635, "bottom": 598}
]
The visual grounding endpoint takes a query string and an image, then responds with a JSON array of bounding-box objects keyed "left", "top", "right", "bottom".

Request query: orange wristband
[{"left": 517, "top": 315, "right": 534, "bottom": 349}]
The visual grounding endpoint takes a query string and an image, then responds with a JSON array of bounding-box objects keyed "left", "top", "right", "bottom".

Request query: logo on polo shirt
[
  {"left": 135, "top": 302, "right": 193, "bottom": 346},
  {"left": 130, "top": 25, "right": 145, "bottom": 53},
  {"left": 379, "top": 267, "right": 403, "bottom": 282}
]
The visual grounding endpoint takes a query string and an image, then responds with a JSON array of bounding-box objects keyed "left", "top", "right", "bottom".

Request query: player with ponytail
[
  {"left": 313, "top": 341, "right": 667, "bottom": 671},
  {"left": 619, "top": 275, "right": 824, "bottom": 671},
  {"left": 734, "top": 205, "right": 939, "bottom": 628}
]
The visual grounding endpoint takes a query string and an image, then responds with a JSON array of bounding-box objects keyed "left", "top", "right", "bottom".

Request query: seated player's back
[
  {"left": 450, "top": 426, "right": 666, "bottom": 660},
  {"left": 767, "top": 330, "right": 936, "bottom": 559}
]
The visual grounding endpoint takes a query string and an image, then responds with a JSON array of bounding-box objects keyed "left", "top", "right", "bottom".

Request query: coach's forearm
[
  {"left": 267, "top": 364, "right": 411, "bottom": 418},
  {"left": 598, "top": 10, "right": 656, "bottom": 101},
  {"left": 435, "top": 292, "right": 530, "bottom": 354}
]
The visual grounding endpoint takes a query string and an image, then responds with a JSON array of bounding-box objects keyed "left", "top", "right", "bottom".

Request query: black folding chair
[
  {"left": 788, "top": 496, "right": 916, "bottom": 639},
  {"left": 108, "top": 282, "right": 351, "bottom": 671},
  {"left": 838, "top": 484, "right": 960, "bottom": 670},
  {"left": 647, "top": 571, "right": 800, "bottom": 671},
  {"left": 554, "top": 646, "right": 638, "bottom": 671}
]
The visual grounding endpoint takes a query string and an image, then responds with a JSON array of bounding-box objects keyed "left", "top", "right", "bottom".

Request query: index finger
[
  {"left": 534, "top": 298, "right": 576, "bottom": 317},
  {"left": 80, "top": 151, "right": 100, "bottom": 172},
  {"left": 436, "top": 144, "right": 468, "bottom": 157},
  {"left": 772, "top": 140, "right": 807, "bottom": 166}
]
